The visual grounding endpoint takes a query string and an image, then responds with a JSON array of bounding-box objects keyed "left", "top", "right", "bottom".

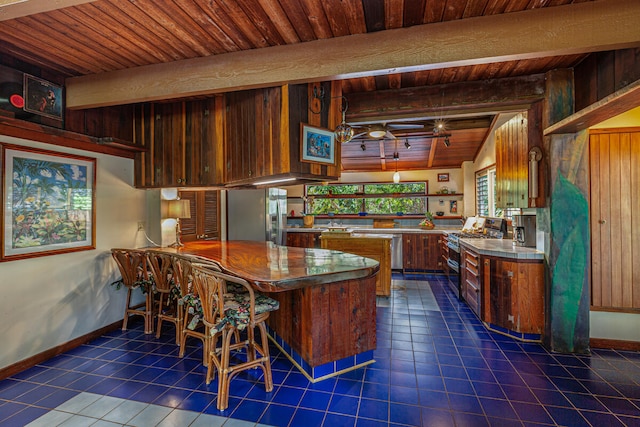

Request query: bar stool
[
  {"left": 110, "top": 248, "right": 154, "bottom": 334},
  {"left": 146, "top": 250, "right": 182, "bottom": 344},
  {"left": 172, "top": 254, "right": 222, "bottom": 366},
  {"left": 191, "top": 263, "right": 279, "bottom": 410}
]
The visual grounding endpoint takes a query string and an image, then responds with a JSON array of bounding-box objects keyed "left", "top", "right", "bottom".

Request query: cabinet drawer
[{"left": 465, "top": 280, "right": 481, "bottom": 315}]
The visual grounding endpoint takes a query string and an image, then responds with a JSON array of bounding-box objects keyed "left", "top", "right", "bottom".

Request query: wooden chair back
[
  {"left": 111, "top": 248, "right": 147, "bottom": 288},
  {"left": 145, "top": 250, "right": 174, "bottom": 294}
]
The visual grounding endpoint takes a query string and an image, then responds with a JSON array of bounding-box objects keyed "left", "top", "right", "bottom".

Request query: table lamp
[{"left": 163, "top": 199, "right": 191, "bottom": 247}]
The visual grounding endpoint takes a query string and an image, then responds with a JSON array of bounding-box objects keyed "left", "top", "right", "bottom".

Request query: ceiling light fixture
[
  {"left": 433, "top": 119, "right": 447, "bottom": 134},
  {"left": 443, "top": 136, "right": 451, "bottom": 147},
  {"left": 360, "top": 142, "right": 366, "bottom": 151},
  {"left": 392, "top": 140, "right": 400, "bottom": 183},
  {"left": 368, "top": 127, "right": 387, "bottom": 139},
  {"left": 404, "top": 140, "right": 411, "bottom": 149}
]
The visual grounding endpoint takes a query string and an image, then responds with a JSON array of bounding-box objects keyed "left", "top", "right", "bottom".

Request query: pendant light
[
  {"left": 334, "top": 97, "right": 354, "bottom": 143},
  {"left": 392, "top": 139, "right": 400, "bottom": 183}
]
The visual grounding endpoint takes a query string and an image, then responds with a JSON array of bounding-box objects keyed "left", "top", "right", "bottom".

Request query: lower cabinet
[
  {"left": 320, "top": 235, "right": 391, "bottom": 296},
  {"left": 461, "top": 243, "right": 545, "bottom": 337},
  {"left": 402, "top": 233, "right": 442, "bottom": 271},
  {"left": 483, "top": 256, "right": 544, "bottom": 335},
  {"left": 286, "top": 231, "right": 321, "bottom": 248},
  {"left": 461, "top": 247, "right": 482, "bottom": 317}
]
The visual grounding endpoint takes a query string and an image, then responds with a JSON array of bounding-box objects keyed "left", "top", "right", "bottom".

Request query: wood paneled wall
[{"left": 575, "top": 47, "right": 640, "bottom": 112}]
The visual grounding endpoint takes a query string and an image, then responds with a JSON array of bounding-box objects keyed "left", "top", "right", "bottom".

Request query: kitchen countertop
[
  {"left": 459, "top": 238, "right": 544, "bottom": 260},
  {"left": 287, "top": 226, "right": 457, "bottom": 234},
  {"left": 319, "top": 232, "right": 394, "bottom": 239},
  {"left": 156, "top": 240, "right": 380, "bottom": 293}
]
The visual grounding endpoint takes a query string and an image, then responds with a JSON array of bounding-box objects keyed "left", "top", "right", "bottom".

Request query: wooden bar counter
[{"left": 162, "top": 241, "right": 379, "bottom": 380}]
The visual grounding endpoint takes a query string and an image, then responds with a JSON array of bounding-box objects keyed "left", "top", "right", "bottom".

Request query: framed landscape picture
[
  {"left": 300, "top": 123, "right": 336, "bottom": 165},
  {"left": 2, "top": 144, "right": 96, "bottom": 261}
]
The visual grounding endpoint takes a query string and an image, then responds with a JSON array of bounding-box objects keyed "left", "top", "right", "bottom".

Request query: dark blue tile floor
[{"left": 1, "top": 274, "right": 639, "bottom": 426}]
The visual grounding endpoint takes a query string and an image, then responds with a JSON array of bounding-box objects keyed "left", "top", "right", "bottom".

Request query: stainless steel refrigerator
[{"left": 226, "top": 188, "right": 287, "bottom": 245}]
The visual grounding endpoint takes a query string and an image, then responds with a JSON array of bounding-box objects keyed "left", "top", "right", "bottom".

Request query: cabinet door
[
  {"left": 179, "top": 190, "right": 220, "bottom": 242},
  {"left": 402, "top": 234, "right": 421, "bottom": 270},
  {"left": 185, "top": 98, "right": 225, "bottom": 186},
  {"left": 485, "top": 257, "right": 516, "bottom": 329},
  {"left": 225, "top": 87, "right": 285, "bottom": 184},
  {"left": 425, "top": 234, "right": 441, "bottom": 270},
  {"left": 286, "top": 232, "right": 320, "bottom": 248},
  {"left": 134, "top": 100, "right": 225, "bottom": 187}
]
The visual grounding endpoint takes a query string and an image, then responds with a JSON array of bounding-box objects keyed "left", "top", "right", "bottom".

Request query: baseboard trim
[
  {"left": 0, "top": 320, "right": 122, "bottom": 381},
  {"left": 590, "top": 338, "right": 640, "bottom": 352}
]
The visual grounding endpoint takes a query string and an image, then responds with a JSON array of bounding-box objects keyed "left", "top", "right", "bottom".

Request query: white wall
[{"left": 0, "top": 136, "right": 148, "bottom": 370}]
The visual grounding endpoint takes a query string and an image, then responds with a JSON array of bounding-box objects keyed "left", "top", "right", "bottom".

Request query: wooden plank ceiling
[{"left": 0, "top": 0, "right": 595, "bottom": 172}]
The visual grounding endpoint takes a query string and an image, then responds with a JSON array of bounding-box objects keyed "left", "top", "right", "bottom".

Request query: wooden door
[{"left": 590, "top": 129, "right": 640, "bottom": 310}]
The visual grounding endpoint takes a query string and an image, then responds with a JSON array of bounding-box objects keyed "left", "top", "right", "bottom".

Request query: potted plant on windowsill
[{"left": 419, "top": 212, "right": 435, "bottom": 230}]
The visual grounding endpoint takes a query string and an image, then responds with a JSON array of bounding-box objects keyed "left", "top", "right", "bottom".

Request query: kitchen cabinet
[
  {"left": 225, "top": 82, "right": 341, "bottom": 186},
  {"left": 178, "top": 190, "right": 220, "bottom": 242},
  {"left": 286, "top": 231, "right": 321, "bottom": 248},
  {"left": 134, "top": 98, "right": 225, "bottom": 188},
  {"left": 494, "top": 103, "right": 545, "bottom": 208},
  {"left": 402, "top": 233, "right": 441, "bottom": 272},
  {"left": 461, "top": 247, "right": 482, "bottom": 317},
  {"left": 482, "top": 257, "right": 544, "bottom": 335},
  {"left": 320, "top": 234, "right": 391, "bottom": 296},
  {"left": 134, "top": 82, "right": 340, "bottom": 189},
  {"left": 440, "top": 234, "right": 450, "bottom": 277}
]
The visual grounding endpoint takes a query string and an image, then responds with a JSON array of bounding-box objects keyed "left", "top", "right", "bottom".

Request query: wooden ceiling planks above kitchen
[{"left": 2, "top": 0, "right": 635, "bottom": 172}]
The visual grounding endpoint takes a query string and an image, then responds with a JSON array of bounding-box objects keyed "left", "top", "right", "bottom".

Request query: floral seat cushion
[{"left": 213, "top": 291, "right": 279, "bottom": 333}]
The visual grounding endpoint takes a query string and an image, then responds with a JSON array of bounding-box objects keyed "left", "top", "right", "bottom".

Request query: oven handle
[{"left": 447, "top": 258, "right": 459, "bottom": 272}]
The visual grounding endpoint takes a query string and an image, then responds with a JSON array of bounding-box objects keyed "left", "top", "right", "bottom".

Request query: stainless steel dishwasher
[{"left": 391, "top": 233, "right": 403, "bottom": 270}]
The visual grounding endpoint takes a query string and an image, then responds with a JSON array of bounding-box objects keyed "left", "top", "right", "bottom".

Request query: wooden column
[{"left": 543, "top": 69, "right": 591, "bottom": 353}]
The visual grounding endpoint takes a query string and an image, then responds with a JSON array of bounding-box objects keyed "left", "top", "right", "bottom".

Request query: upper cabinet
[
  {"left": 134, "top": 82, "right": 341, "bottom": 189},
  {"left": 225, "top": 82, "right": 341, "bottom": 186},
  {"left": 495, "top": 103, "right": 546, "bottom": 208},
  {"left": 134, "top": 98, "right": 225, "bottom": 188}
]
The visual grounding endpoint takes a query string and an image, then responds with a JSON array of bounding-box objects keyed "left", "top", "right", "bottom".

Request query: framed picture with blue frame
[{"left": 300, "top": 123, "right": 336, "bottom": 165}]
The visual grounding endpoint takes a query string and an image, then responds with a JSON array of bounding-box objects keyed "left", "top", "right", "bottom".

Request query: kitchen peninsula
[{"left": 160, "top": 241, "right": 379, "bottom": 381}]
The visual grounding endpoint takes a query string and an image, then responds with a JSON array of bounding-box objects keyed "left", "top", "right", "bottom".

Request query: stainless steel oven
[{"left": 446, "top": 234, "right": 462, "bottom": 300}]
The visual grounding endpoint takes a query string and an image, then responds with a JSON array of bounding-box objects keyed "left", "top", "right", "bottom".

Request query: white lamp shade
[
  {"left": 163, "top": 199, "right": 191, "bottom": 219},
  {"left": 393, "top": 171, "right": 400, "bottom": 183}
]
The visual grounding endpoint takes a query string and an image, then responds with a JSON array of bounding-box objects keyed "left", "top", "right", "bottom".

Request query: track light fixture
[
  {"left": 360, "top": 142, "right": 366, "bottom": 151},
  {"left": 404, "top": 140, "right": 411, "bottom": 149},
  {"left": 443, "top": 136, "right": 451, "bottom": 147}
]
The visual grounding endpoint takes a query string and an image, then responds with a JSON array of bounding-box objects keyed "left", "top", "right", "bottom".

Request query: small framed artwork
[
  {"left": 23, "top": 74, "right": 64, "bottom": 120},
  {"left": 300, "top": 123, "right": 336, "bottom": 165},
  {"left": 450, "top": 200, "right": 458, "bottom": 214},
  {"left": 2, "top": 144, "right": 96, "bottom": 261},
  {"left": 437, "top": 173, "right": 449, "bottom": 182}
]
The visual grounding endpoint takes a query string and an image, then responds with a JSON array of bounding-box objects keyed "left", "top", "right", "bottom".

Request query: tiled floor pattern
[{"left": 1, "top": 274, "right": 640, "bottom": 426}]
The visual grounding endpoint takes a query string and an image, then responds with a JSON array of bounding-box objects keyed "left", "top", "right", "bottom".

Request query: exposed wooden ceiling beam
[
  {"left": 0, "top": 0, "right": 96, "bottom": 21},
  {"left": 346, "top": 74, "right": 546, "bottom": 123},
  {"left": 66, "top": 0, "right": 640, "bottom": 109}
]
